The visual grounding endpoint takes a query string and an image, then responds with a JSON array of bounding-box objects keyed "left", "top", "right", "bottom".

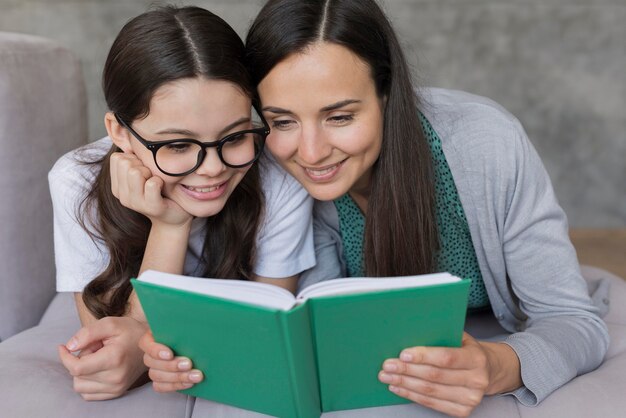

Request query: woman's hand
[
  {"left": 58, "top": 316, "right": 150, "bottom": 401},
  {"left": 378, "top": 332, "right": 521, "bottom": 418},
  {"left": 139, "top": 330, "right": 204, "bottom": 392},
  {"left": 110, "top": 152, "right": 192, "bottom": 227}
]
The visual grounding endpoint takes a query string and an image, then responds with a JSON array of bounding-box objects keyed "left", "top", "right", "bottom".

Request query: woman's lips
[{"left": 302, "top": 159, "right": 346, "bottom": 182}]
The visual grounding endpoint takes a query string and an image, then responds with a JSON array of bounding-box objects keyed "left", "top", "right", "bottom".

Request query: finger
[
  {"left": 144, "top": 353, "right": 192, "bottom": 373},
  {"left": 110, "top": 152, "right": 121, "bottom": 198},
  {"left": 113, "top": 154, "right": 141, "bottom": 206},
  {"left": 77, "top": 340, "right": 105, "bottom": 357},
  {"left": 379, "top": 371, "right": 483, "bottom": 407},
  {"left": 381, "top": 359, "right": 489, "bottom": 389},
  {"left": 64, "top": 342, "right": 127, "bottom": 377},
  {"left": 388, "top": 385, "right": 479, "bottom": 418},
  {"left": 72, "top": 375, "right": 119, "bottom": 395},
  {"left": 58, "top": 345, "right": 80, "bottom": 374},
  {"left": 65, "top": 317, "right": 122, "bottom": 352},
  {"left": 80, "top": 391, "right": 125, "bottom": 401},
  {"left": 398, "top": 345, "right": 477, "bottom": 370},
  {"left": 127, "top": 165, "right": 153, "bottom": 208},
  {"left": 143, "top": 176, "right": 166, "bottom": 212},
  {"left": 148, "top": 367, "right": 203, "bottom": 384},
  {"left": 152, "top": 381, "right": 195, "bottom": 393},
  {"left": 139, "top": 330, "right": 174, "bottom": 361},
  {"left": 109, "top": 152, "right": 138, "bottom": 199}
]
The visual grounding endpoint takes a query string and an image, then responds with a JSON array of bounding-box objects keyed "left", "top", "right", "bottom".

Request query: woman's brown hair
[
  {"left": 80, "top": 6, "right": 263, "bottom": 318},
  {"left": 246, "top": 0, "right": 438, "bottom": 277}
]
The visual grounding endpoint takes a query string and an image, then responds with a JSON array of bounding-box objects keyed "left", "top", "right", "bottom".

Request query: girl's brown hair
[{"left": 80, "top": 6, "right": 263, "bottom": 318}]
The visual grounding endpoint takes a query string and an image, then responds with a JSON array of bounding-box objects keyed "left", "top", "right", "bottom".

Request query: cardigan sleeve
[
  {"left": 496, "top": 118, "right": 609, "bottom": 405},
  {"left": 425, "top": 88, "right": 609, "bottom": 406}
]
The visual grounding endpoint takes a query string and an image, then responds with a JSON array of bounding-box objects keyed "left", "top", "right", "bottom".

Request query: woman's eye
[
  {"left": 271, "top": 119, "right": 295, "bottom": 130},
  {"left": 328, "top": 114, "right": 354, "bottom": 124}
]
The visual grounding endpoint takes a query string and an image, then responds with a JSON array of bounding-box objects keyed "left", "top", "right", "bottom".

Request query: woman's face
[
  {"left": 122, "top": 78, "right": 253, "bottom": 218},
  {"left": 258, "top": 42, "right": 385, "bottom": 202}
]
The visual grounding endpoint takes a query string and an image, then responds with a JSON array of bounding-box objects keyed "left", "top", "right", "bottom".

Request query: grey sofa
[{"left": 1, "top": 32, "right": 625, "bottom": 418}]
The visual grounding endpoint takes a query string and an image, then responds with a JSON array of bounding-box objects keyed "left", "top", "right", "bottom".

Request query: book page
[
  {"left": 296, "top": 272, "right": 461, "bottom": 303},
  {"left": 137, "top": 270, "right": 297, "bottom": 310}
]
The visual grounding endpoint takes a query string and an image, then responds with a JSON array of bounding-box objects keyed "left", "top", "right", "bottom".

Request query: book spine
[{"left": 278, "top": 305, "right": 321, "bottom": 418}]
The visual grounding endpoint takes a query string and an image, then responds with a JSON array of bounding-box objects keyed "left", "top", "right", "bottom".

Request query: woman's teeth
[{"left": 305, "top": 164, "right": 339, "bottom": 176}]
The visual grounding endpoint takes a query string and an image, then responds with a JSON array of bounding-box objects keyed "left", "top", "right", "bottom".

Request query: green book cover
[{"left": 132, "top": 272, "right": 470, "bottom": 417}]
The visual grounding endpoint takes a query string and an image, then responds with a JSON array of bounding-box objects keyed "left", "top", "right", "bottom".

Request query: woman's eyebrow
[
  {"left": 262, "top": 106, "right": 293, "bottom": 115},
  {"left": 320, "top": 99, "right": 361, "bottom": 112},
  {"left": 262, "top": 99, "right": 361, "bottom": 115},
  {"left": 154, "top": 117, "right": 250, "bottom": 138}
]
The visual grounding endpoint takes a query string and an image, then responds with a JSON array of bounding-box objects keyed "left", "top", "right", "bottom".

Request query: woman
[
  {"left": 51, "top": 5, "right": 314, "bottom": 401},
  {"left": 143, "top": 0, "right": 609, "bottom": 416}
]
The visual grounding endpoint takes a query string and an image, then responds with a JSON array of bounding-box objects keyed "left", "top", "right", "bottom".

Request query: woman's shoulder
[{"left": 419, "top": 88, "right": 530, "bottom": 171}]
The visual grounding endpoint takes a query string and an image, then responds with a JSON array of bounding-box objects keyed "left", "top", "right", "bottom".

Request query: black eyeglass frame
[{"left": 114, "top": 107, "right": 269, "bottom": 177}]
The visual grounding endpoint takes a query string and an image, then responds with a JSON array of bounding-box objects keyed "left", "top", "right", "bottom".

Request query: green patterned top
[{"left": 333, "top": 114, "right": 490, "bottom": 310}]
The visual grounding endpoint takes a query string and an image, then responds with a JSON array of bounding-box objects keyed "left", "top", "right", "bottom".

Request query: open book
[{"left": 132, "top": 270, "right": 470, "bottom": 418}]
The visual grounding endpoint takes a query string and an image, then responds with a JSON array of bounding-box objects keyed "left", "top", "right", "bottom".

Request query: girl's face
[
  {"left": 258, "top": 42, "right": 385, "bottom": 202},
  {"left": 118, "top": 78, "right": 253, "bottom": 218}
]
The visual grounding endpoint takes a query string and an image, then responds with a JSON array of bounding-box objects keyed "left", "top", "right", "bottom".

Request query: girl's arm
[{"left": 59, "top": 151, "right": 194, "bottom": 400}]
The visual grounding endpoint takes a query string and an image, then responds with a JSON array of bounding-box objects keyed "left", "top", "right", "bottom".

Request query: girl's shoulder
[
  {"left": 48, "top": 137, "right": 112, "bottom": 181},
  {"left": 48, "top": 136, "right": 112, "bottom": 192},
  {"left": 257, "top": 149, "right": 309, "bottom": 204}
]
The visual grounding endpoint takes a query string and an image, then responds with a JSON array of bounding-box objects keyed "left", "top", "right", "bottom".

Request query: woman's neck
[{"left": 349, "top": 170, "right": 372, "bottom": 214}]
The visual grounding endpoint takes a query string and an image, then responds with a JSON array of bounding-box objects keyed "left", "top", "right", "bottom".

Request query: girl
[
  {"left": 143, "top": 0, "right": 610, "bottom": 416},
  {"left": 51, "top": 5, "right": 314, "bottom": 401}
]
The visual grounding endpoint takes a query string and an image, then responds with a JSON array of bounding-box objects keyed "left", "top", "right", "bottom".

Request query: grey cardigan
[{"left": 299, "top": 88, "right": 609, "bottom": 406}]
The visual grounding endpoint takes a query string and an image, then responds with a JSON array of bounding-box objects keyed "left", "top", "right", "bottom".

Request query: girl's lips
[
  {"left": 302, "top": 159, "right": 346, "bottom": 182},
  {"left": 180, "top": 180, "right": 228, "bottom": 201}
]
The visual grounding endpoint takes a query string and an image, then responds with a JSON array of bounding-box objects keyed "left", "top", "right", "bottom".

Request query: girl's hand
[
  {"left": 378, "top": 332, "right": 521, "bottom": 418},
  {"left": 139, "top": 330, "right": 204, "bottom": 392},
  {"left": 110, "top": 152, "right": 192, "bottom": 227},
  {"left": 58, "top": 316, "right": 149, "bottom": 401}
]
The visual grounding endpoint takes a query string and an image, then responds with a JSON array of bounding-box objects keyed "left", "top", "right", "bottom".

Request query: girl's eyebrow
[
  {"left": 263, "top": 99, "right": 361, "bottom": 116},
  {"left": 154, "top": 117, "right": 250, "bottom": 138}
]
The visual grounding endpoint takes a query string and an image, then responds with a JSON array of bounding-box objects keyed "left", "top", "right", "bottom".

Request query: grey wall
[{"left": 1, "top": 0, "right": 624, "bottom": 227}]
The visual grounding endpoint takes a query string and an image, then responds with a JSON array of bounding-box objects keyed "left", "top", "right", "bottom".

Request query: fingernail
[
  {"left": 379, "top": 372, "right": 392, "bottom": 383},
  {"left": 389, "top": 385, "right": 400, "bottom": 394},
  {"left": 400, "top": 352, "right": 413, "bottom": 362},
  {"left": 177, "top": 360, "right": 191, "bottom": 370},
  {"left": 189, "top": 371, "right": 203, "bottom": 382},
  {"left": 181, "top": 383, "right": 194, "bottom": 389},
  {"left": 159, "top": 350, "right": 172, "bottom": 360},
  {"left": 66, "top": 338, "right": 78, "bottom": 351},
  {"left": 383, "top": 362, "right": 398, "bottom": 372}
]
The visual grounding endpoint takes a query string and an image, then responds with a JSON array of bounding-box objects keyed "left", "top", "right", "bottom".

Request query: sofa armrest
[{"left": 0, "top": 32, "right": 87, "bottom": 341}]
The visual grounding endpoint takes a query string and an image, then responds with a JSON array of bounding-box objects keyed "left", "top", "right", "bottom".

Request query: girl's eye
[
  {"left": 163, "top": 142, "right": 192, "bottom": 153},
  {"left": 271, "top": 119, "right": 295, "bottom": 130},
  {"left": 328, "top": 114, "right": 354, "bottom": 124}
]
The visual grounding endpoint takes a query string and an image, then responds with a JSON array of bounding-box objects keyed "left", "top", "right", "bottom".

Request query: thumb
[{"left": 65, "top": 317, "right": 120, "bottom": 352}]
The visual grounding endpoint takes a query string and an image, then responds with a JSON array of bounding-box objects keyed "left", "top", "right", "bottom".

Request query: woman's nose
[{"left": 298, "top": 125, "right": 332, "bottom": 165}]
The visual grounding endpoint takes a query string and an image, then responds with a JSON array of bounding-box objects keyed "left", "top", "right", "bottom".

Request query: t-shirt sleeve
[
  {"left": 49, "top": 147, "right": 110, "bottom": 292},
  {"left": 253, "top": 155, "right": 315, "bottom": 278}
]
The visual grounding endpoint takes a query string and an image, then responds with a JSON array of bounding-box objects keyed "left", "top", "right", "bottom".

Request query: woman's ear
[{"left": 104, "top": 112, "right": 133, "bottom": 153}]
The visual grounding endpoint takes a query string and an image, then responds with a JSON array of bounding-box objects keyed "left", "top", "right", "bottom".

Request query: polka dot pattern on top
[{"left": 332, "top": 113, "right": 490, "bottom": 310}]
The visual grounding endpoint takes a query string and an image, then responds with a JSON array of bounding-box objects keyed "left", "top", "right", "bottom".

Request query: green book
[{"left": 132, "top": 271, "right": 470, "bottom": 418}]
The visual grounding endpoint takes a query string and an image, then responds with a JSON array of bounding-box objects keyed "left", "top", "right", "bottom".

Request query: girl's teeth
[
  {"left": 306, "top": 164, "right": 338, "bottom": 176},
  {"left": 187, "top": 185, "right": 218, "bottom": 193}
]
